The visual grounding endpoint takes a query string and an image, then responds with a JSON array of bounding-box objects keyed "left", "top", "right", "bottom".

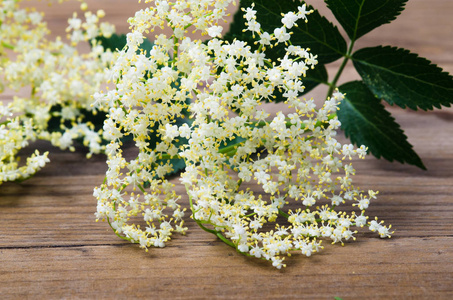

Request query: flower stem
[
  {"left": 107, "top": 218, "right": 132, "bottom": 242},
  {"left": 278, "top": 209, "right": 289, "bottom": 219},
  {"left": 216, "top": 232, "right": 236, "bottom": 248},
  {"left": 1, "top": 41, "right": 15, "bottom": 50},
  {"left": 185, "top": 184, "right": 237, "bottom": 249}
]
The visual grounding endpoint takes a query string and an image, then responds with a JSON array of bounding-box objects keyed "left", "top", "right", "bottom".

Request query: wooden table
[{"left": 1, "top": 1, "right": 452, "bottom": 298}]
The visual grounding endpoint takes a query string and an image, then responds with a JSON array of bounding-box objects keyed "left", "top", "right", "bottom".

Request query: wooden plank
[
  {"left": 1, "top": 0, "right": 453, "bottom": 298},
  {"left": 1, "top": 237, "right": 452, "bottom": 298}
]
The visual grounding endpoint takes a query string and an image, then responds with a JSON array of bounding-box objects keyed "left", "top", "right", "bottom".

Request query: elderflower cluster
[
  {"left": 94, "top": 0, "right": 392, "bottom": 268},
  {"left": 0, "top": 0, "right": 116, "bottom": 184}
]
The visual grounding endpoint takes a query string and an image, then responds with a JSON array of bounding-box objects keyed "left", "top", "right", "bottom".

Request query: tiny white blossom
[{"left": 207, "top": 25, "right": 223, "bottom": 37}]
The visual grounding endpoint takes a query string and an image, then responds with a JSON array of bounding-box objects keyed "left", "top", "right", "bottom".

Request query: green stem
[
  {"left": 159, "top": 153, "right": 180, "bottom": 160},
  {"left": 172, "top": 36, "right": 179, "bottom": 61},
  {"left": 218, "top": 142, "right": 241, "bottom": 154},
  {"left": 278, "top": 209, "right": 290, "bottom": 219},
  {"left": 196, "top": 220, "right": 218, "bottom": 235},
  {"left": 244, "top": 212, "right": 257, "bottom": 218},
  {"left": 326, "top": 40, "right": 356, "bottom": 98},
  {"left": 107, "top": 218, "right": 132, "bottom": 242},
  {"left": 216, "top": 232, "right": 236, "bottom": 248},
  {"left": 1, "top": 41, "right": 15, "bottom": 50},
  {"left": 138, "top": 183, "right": 146, "bottom": 193},
  {"left": 253, "top": 120, "right": 293, "bottom": 128},
  {"left": 186, "top": 183, "right": 214, "bottom": 233},
  {"left": 235, "top": 179, "right": 243, "bottom": 193},
  {"left": 185, "top": 183, "right": 237, "bottom": 248}
]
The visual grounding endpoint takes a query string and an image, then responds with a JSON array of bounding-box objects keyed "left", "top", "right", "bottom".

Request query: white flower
[
  {"left": 178, "top": 123, "right": 191, "bottom": 139},
  {"left": 355, "top": 215, "right": 367, "bottom": 227},
  {"left": 164, "top": 123, "right": 180, "bottom": 140},
  {"left": 342, "top": 144, "right": 355, "bottom": 158},
  {"left": 369, "top": 220, "right": 380, "bottom": 232},
  {"left": 302, "top": 195, "right": 316, "bottom": 207},
  {"left": 250, "top": 245, "right": 264, "bottom": 258},
  {"left": 357, "top": 196, "right": 370, "bottom": 210},
  {"left": 281, "top": 11, "right": 299, "bottom": 29},
  {"left": 259, "top": 32, "right": 272, "bottom": 45},
  {"left": 378, "top": 225, "right": 392, "bottom": 238},
  {"left": 247, "top": 20, "right": 261, "bottom": 33},
  {"left": 244, "top": 7, "right": 257, "bottom": 21},
  {"left": 297, "top": 4, "right": 311, "bottom": 21},
  {"left": 274, "top": 27, "right": 290, "bottom": 43},
  {"left": 207, "top": 25, "right": 223, "bottom": 37}
]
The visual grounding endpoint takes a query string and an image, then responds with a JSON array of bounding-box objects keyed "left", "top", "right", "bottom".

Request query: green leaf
[
  {"left": 352, "top": 46, "right": 453, "bottom": 111},
  {"left": 223, "top": 1, "right": 333, "bottom": 102},
  {"left": 147, "top": 117, "right": 189, "bottom": 179},
  {"left": 95, "top": 34, "right": 184, "bottom": 177},
  {"left": 338, "top": 81, "right": 425, "bottom": 169},
  {"left": 46, "top": 104, "right": 109, "bottom": 143},
  {"left": 266, "top": 64, "right": 328, "bottom": 102},
  {"left": 219, "top": 134, "right": 246, "bottom": 156},
  {"left": 222, "top": 2, "right": 255, "bottom": 45},
  {"left": 147, "top": 78, "right": 193, "bottom": 178},
  {"left": 229, "top": 0, "right": 346, "bottom": 64},
  {"left": 138, "top": 38, "right": 154, "bottom": 56},
  {"left": 303, "top": 64, "right": 328, "bottom": 94},
  {"left": 95, "top": 34, "right": 127, "bottom": 52},
  {"left": 95, "top": 33, "right": 154, "bottom": 56},
  {"left": 325, "top": 0, "right": 408, "bottom": 40}
]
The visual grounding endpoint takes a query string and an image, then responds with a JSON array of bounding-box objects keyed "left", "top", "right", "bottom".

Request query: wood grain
[{"left": 1, "top": 0, "right": 453, "bottom": 299}]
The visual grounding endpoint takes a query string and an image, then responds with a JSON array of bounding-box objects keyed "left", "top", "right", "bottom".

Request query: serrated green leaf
[
  {"left": 325, "top": 0, "right": 408, "bottom": 40},
  {"left": 338, "top": 81, "right": 425, "bottom": 169},
  {"left": 229, "top": 0, "right": 346, "bottom": 64},
  {"left": 352, "top": 46, "right": 453, "bottom": 110}
]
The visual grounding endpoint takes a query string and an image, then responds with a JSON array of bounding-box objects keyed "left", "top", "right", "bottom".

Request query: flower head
[
  {"left": 92, "top": 0, "right": 392, "bottom": 268},
  {"left": 1, "top": 0, "right": 116, "bottom": 184}
]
